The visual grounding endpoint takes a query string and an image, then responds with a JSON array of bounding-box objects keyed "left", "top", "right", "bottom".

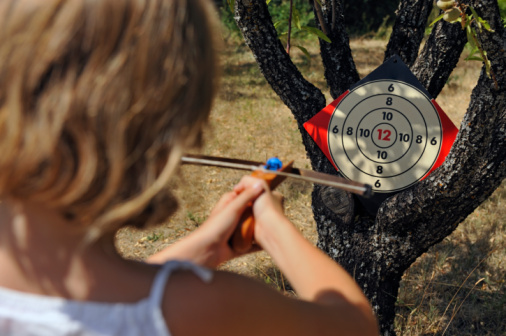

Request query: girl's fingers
[
  {"left": 227, "top": 182, "right": 264, "bottom": 215},
  {"left": 208, "top": 182, "right": 264, "bottom": 234},
  {"left": 211, "top": 175, "right": 265, "bottom": 218},
  {"left": 234, "top": 176, "right": 269, "bottom": 194}
]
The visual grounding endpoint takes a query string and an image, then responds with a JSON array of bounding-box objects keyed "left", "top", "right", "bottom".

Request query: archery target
[
  {"left": 327, "top": 80, "right": 442, "bottom": 192},
  {"left": 303, "top": 56, "right": 459, "bottom": 196}
]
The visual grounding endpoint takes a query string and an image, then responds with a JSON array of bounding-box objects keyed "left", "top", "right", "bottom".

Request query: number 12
[{"left": 377, "top": 129, "right": 391, "bottom": 141}]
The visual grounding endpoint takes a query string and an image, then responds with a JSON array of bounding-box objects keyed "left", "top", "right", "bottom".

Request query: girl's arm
[
  {"left": 248, "top": 180, "right": 370, "bottom": 309},
  {"left": 238, "top": 176, "right": 377, "bottom": 326},
  {"left": 158, "top": 176, "right": 378, "bottom": 336},
  {"left": 146, "top": 182, "right": 264, "bottom": 268}
]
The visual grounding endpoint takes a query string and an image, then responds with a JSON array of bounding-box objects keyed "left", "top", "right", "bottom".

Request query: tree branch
[
  {"left": 410, "top": 0, "right": 483, "bottom": 98},
  {"left": 287, "top": 0, "right": 293, "bottom": 54},
  {"left": 384, "top": 0, "right": 434, "bottom": 67},
  {"left": 313, "top": 0, "right": 329, "bottom": 36},
  {"left": 314, "top": 0, "right": 360, "bottom": 99},
  {"left": 411, "top": 19, "right": 467, "bottom": 98}
]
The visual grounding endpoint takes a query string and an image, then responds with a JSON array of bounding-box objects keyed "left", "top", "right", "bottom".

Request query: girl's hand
[
  {"left": 232, "top": 176, "right": 288, "bottom": 248},
  {"left": 147, "top": 178, "right": 265, "bottom": 267},
  {"left": 196, "top": 181, "right": 266, "bottom": 265}
]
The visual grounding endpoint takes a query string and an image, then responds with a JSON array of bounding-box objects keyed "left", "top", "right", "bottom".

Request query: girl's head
[{"left": 0, "top": 0, "right": 220, "bottom": 239}]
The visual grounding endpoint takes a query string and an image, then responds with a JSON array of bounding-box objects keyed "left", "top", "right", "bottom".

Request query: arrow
[{"left": 181, "top": 154, "right": 373, "bottom": 198}]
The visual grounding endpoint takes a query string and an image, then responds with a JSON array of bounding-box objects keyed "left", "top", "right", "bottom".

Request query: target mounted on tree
[{"left": 304, "top": 56, "right": 459, "bottom": 209}]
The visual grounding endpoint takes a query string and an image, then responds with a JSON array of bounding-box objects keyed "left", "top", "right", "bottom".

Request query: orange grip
[{"left": 230, "top": 161, "right": 293, "bottom": 253}]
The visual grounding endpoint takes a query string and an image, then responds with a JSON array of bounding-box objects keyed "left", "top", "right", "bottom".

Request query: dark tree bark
[
  {"left": 411, "top": 18, "right": 467, "bottom": 98},
  {"left": 234, "top": 0, "right": 506, "bottom": 334},
  {"left": 384, "top": 0, "right": 434, "bottom": 67}
]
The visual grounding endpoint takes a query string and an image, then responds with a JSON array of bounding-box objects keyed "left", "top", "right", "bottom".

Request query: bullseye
[{"left": 371, "top": 123, "right": 397, "bottom": 149}]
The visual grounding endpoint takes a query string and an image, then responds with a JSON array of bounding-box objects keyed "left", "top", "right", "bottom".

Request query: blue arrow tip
[{"left": 264, "top": 157, "right": 283, "bottom": 171}]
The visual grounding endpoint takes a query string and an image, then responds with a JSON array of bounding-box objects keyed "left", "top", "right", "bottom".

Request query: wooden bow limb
[{"left": 229, "top": 161, "right": 294, "bottom": 253}]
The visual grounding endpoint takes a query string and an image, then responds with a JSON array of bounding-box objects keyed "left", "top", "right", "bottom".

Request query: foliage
[
  {"left": 220, "top": 0, "right": 241, "bottom": 35},
  {"left": 499, "top": 0, "right": 506, "bottom": 17},
  {"left": 220, "top": 0, "right": 325, "bottom": 61},
  {"left": 220, "top": 0, "right": 315, "bottom": 37},
  {"left": 267, "top": 0, "right": 315, "bottom": 30},
  {"left": 219, "top": 0, "right": 398, "bottom": 38},
  {"left": 341, "top": 0, "right": 398, "bottom": 36},
  {"left": 499, "top": 0, "right": 506, "bottom": 26},
  {"left": 270, "top": 0, "right": 330, "bottom": 59},
  {"left": 431, "top": 1, "right": 497, "bottom": 87}
]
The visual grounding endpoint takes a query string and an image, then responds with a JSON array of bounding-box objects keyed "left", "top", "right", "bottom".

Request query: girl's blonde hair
[{"left": 0, "top": 0, "right": 219, "bottom": 240}]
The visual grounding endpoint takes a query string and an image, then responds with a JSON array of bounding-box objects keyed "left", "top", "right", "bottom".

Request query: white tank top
[{"left": 0, "top": 260, "right": 213, "bottom": 336}]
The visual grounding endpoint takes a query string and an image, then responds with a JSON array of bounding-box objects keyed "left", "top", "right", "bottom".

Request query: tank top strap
[{"left": 149, "top": 260, "right": 213, "bottom": 307}]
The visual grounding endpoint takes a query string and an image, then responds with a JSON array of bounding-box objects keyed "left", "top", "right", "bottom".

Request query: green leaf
[
  {"left": 293, "top": 9, "right": 302, "bottom": 30},
  {"left": 465, "top": 56, "right": 484, "bottom": 61},
  {"left": 301, "top": 26, "right": 331, "bottom": 43},
  {"left": 477, "top": 17, "right": 493, "bottom": 32},
  {"left": 475, "top": 18, "right": 483, "bottom": 31},
  {"left": 469, "top": 6, "right": 495, "bottom": 32},
  {"left": 266, "top": 0, "right": 272, "bottom": 4},
  {"left": 429, "top": 13, "right": 444, "bottom": 27},
  {"left": 227, "top": 0, "right": 235, "bottom": 12},
  {"left": 463, "top": 14, "right": 473, "bottom": 29},
  {"left": 469, "top": 6, "right": 480, "bottom": 21},
  {"left": 466, "top": 44, "right": 480, "bottom": 56},
  {"left": 466, "top": 25, "right": 476, "bottom": 49},
  {"left": 295, "top": 45, "right": 311, "bottom": 61},
  {"left": 273, "top": 20, "right": 284, "bottom": 30},
  {"left": 485, "top": 59, "right": 492, "bottom": 77}
]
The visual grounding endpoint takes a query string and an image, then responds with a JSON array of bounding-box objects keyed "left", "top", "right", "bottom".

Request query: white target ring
[{"left": 327, "top": 80, "right": 442, "bottom": 193}]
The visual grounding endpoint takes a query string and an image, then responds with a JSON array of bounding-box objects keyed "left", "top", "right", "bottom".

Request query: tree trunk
[{"left": 234, "top": 0, "right": 506, "bottom": 334}]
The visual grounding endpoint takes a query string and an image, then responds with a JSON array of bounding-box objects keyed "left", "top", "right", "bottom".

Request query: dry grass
[
  {"left": 396, "top": 180, "right": 505, "bottom": 335},
  {"left": 115, "top": 36, "right": 505, "bottom": 335}
]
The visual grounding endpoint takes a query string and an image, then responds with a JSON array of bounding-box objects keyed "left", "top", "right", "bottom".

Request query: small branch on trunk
[
  {"left": 313, "top": 0, "right": 328, "bottom": 36},
  {"left": 287, "top": 0, "right": 293, "bottom": 54}
]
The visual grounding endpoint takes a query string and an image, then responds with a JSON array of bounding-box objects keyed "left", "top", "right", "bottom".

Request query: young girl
[{"left": 0, "top": 0, "right": 378, "bottom": 335}]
